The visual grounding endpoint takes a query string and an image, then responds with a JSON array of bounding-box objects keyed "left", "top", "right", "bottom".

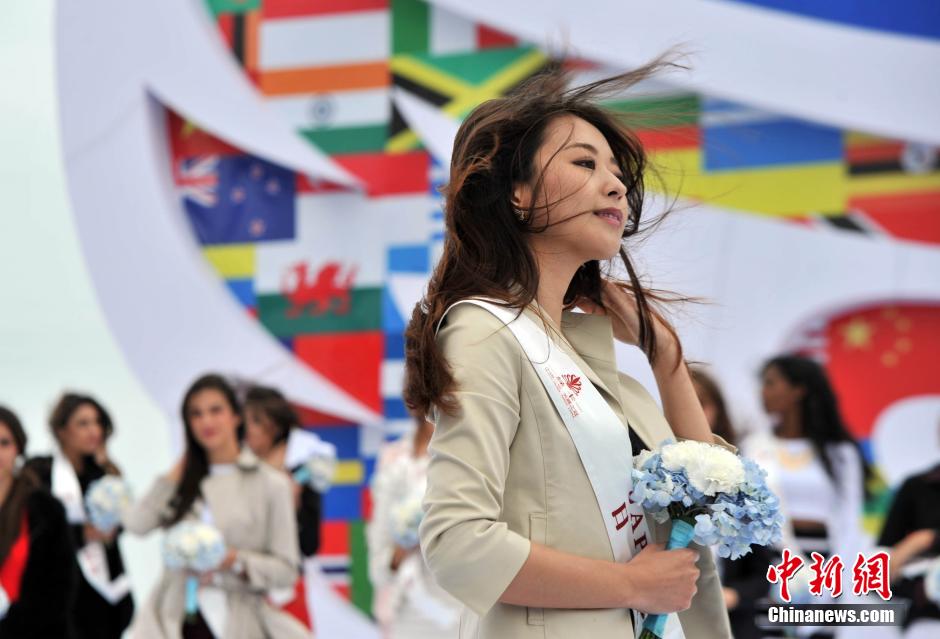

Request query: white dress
[
  {"left": 367, "top": 436, "right": 461, "bottom": 639},
  {"left": 744, "top": 433, "right": 875, "bottom": 639}
]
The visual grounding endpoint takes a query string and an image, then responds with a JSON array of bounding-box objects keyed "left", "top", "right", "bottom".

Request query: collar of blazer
[{"left": 559, "top": 310, "right": 622, "bottom": 393}]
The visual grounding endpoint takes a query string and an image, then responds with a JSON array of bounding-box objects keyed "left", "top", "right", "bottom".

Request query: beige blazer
[
  {"left": 123, "top": 449, "right": 308, "bottom": 639},
  {"left": 419, "top": 303, "right": 733, "bottom": 638}
]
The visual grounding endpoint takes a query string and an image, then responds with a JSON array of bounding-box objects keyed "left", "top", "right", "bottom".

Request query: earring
[{"left": 514, "top": 208, "right": 529, "bottom": 223}]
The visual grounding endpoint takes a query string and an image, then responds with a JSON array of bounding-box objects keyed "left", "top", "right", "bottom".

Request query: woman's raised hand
[{"left": 621, "top": 543, "right": 700, "bottom": 614}]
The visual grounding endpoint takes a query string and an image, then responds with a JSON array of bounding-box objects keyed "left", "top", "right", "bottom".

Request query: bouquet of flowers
[
  {"left": 163, "top": 521, "right": 227, "bottom": 618},
  {"left": 85, "top": 476, "right": 133, "bottom": 534},
  {"left": 390, "top": 489, "right": 425, "bottom": 549},
  {"left": 292, "top": 441, "right": 338, "bottom": 494},
  {"left": 632, "top": 440, "right": 784, "bottom": 639}
]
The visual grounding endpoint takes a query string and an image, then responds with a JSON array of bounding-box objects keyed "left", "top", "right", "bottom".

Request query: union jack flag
[{"left": 176, "top": 155, "right": 219, "bottom": 208}]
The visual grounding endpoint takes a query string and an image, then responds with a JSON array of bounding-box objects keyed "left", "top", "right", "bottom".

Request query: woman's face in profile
[
  {"left": 58, "top": 402, "right": 104, "bottom": 457},
  {"left": 244, "top": 407, "right": 279, "bottom": 456},
  {"left": 515, "top": 114, "right": 629, "bottom": 264}
]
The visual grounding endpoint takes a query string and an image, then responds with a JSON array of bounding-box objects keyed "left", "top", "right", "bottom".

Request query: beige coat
[
  {"left": 419, "top": 303, "right": 733, "bottom": 638},
  {"left": 124, "top": 449, "right": 309, "bottom": 639}
]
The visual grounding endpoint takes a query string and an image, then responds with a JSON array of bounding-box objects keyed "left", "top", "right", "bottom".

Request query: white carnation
[{"left": 660, "top": 440, "right": 744, "bottom": 496}]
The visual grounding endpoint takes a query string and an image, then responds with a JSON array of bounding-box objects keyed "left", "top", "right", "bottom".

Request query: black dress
[
  {"left": 293, "top": 466, "right": 323, "bottom": 558},
  {"left": 719, "top": 545, "right": 773, "bottom": 639},
  {"left": 0, "top": 489, "right": 80, "bottom": 638},
  {"left": 27, "top": 455, "right": 135, "bottom": 639},
  {"left": 878, "top": 463, "right": 940, "bottom": 629}
]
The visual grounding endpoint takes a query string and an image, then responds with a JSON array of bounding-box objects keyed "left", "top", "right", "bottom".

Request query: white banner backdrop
[{"left": 427, "top": 0, "right": 940, "bottom": 145}]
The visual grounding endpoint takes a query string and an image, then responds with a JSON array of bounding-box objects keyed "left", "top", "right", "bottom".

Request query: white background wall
[{"left": 0, "top": 0, "right": 168, "bottom": 608}]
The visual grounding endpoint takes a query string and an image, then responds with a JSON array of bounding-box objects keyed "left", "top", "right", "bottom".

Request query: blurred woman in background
[
  {"left": 690, "top": 367, "right": 771, "bottom": 639},
  {"left": 745, "top": 355, "right": 872, "bottom": 637},
  {"left": 367, "top": 414, "right": 461, "bottom": 639},
  {"left": 124, "top": 373, "right": 307, "bottom": 639},
  {"left": 27, "top": 393, "right": 134, "bottom": 639},
  {"left": 244, "top": 384, "right": 323, "bottom": 631},
  {"left": 0, "top": 405, "right": 78, "bottom": 638}
]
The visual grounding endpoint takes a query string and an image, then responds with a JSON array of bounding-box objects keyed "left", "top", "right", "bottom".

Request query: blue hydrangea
[{"left": 632, "top": 442, "right": 783, "bottom": 561}]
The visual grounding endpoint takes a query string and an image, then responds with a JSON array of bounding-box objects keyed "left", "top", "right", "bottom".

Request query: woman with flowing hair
[
  {"left": 124, "top": 374, "right": 308, "bottom": 639},
  {"left": 26, "top": 393, "right": 134, "bottom": 639},
  {"left": 0, "top": 405, "right": 78, "bottom": 638},
  {"left": 404, "top": 59, "right": 732, "bottom": 638},
  {"left": 745, "top": 354, "right": 873, "bottom": 637}
]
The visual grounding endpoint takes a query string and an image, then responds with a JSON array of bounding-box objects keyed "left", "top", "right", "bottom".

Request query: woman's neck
[
  {"left": 774, "top": 409, "right": 804, "bottom": 439},
  {"left": 531, "top": 247, "right": 581, "bottom": 329},
  {"left": 62, "top": 446, "right": 86, "bottom": 474},
  {"left": 264, "top": 441, "right": 287, "bottom": 469},
  {"left": 206, "top": 440, "right": 240, "bottom": 465}
]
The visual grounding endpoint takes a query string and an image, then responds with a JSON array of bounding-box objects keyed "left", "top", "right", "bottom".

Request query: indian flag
[{"left": 257, "top": 2, "right": 391, "bottom": 96}]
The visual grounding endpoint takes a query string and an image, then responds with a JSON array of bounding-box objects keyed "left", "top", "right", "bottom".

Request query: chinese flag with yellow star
[{"left": 822, "top": 304, "right": 940, "bottom": 441}]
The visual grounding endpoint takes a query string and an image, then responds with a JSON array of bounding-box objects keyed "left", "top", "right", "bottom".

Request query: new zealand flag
[{"left": 179, "top": 154, "right": 296, "bottom": 245}]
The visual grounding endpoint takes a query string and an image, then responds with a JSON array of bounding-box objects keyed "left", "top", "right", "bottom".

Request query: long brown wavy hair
[
  {"left": 404, "top": 57, "right": 688, "bottom": 418},
  {"left": 0, "top": 406, "right": 38, "bottom": 565},
  {"left": 244, "top": 384, "right": 300, "bottom": 447}
]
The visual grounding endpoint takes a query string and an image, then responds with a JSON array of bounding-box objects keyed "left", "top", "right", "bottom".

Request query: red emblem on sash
[{"left": 562, "top": 374, "right": 582, "bottom": 395}]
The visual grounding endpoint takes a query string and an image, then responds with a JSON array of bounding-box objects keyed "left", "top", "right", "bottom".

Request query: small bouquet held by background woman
[
  {"left": 632, "top": 439, "right": 784, "bottom": 639},
  {"left": 85, "top": 475, "right": 133, "bottom": 534},
  {"left": 390, "top": 487, "right": 425, "bottom": 550},
  {"left": 286, "top": 429, "right": 338, "bottom": 494},
  {"left": 162, "top": 521, "right": 227, "bottom": 620}
]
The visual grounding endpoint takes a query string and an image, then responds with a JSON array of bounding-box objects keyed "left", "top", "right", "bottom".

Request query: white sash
[
  {"left": 51, "top": 450, "right": 131, "bottom": 604},
  {"left": 0, "top": 584, "right": 9, "bottom": 620},
  {"left": 444, "top": 300, "right": 683, "bottom": 638}
]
